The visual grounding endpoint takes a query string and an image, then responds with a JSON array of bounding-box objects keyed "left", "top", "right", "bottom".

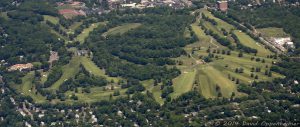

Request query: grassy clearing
[
  {"left": 75, "top": 22, "right": 105, "bottom": 44},
  {"left": 257, "top": 27, "right": 289, "bottom": 38},
  {"left": 48, "top": 56, "right": 121, "bottom": 91},
  {"left": 0, "top": 12, "right": 8, "bottom": 19},
  {"left": 171, "top": 69, "right": 196, "bottom": 98},
  {"left": 102, "top": 23, "right": 142, "bottom": 37},
  {"left": 201, "top": 9, "right": 235, "bottom": 32},
  {"left": 80, "top": 57, "right": 121, "bottom": 82},
  {"left": 64, "top": 87, "right": 127, "bottom": 103},
  {"left": 233, "top": 30, "right": 272, "bottom": 57},
  {"left": 68, "top": 21, "right": 83, "bottom": 34},
  {"left": 49, "top": 56, "right": 82, "bottom": 90},
  {"left": 190, "top": 23, "right": 222, "bottom": 48},
  {"left": 198, "top": 65, "right": 237, "bottom": 98},
  {"left": 170, "top": 12, "right": 284, "bottom": 99},
  {"left": 43, "top": 15, "right": 59, "bottom": 24},
  {"left": 20, "top": 72, "right": 46, "bottom": 103}
]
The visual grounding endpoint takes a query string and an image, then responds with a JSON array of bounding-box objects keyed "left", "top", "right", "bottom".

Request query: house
[
  {"left": 217, "top": 1, "right": 228, "bottom": 12},
  {"left": 8, "top": 63, "right": 33, "bottom": 72}
]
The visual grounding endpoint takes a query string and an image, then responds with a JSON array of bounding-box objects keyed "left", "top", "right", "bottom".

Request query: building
[
  {"left": 8, "top": 63, "right": 33, "bottom": 72},
  {"left": 217, "top": 1, "right": 228, "bottom": 12},
  {"left": 270, "top": 37, "right": 295, "bottom": 51}
]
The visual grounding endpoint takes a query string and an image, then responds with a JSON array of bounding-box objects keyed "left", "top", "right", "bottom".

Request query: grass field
[
  {"left": 257, "top": 27, "right": 289, "bottom": 38},
  {"left": 171, "top": 69, "right": 197, "bottom": 98},
  {"left": 169, "top": 9, "right": 284, "bottom": 99},
  {"left": 80, "top": 57, "right": 121, "bottom": 82},
  {"left": 233, "top": 30, "right": 272, "bottom": 57},
  {"left": 201, "top": 9, "right": 235, "bottom": 32},
  {"left": 49, "top": 56, "right": 82, "bottom": 90},
  {"left": 64, "top": 87, "right": 127, "bottom": 103},
  {"left": 68, "top": 21, "right": 83, "bottom": 34},
  {"left": 0, "top": 12, "right": 8, "bottom": 19},
  {"left": 43, "top": 15, "right": 59, "bottom": 24},
  {"left": 191, "top": 23, "right": 221, "bottom": 48},
  {"left": 102, "top": 23, "right": 142, "bottom": 37},
  {"left": 75, "top": 22, "right": 106, "bottom": 44},
  {"left": 18, "top": 72, "right": 46, "bottom": 103}
]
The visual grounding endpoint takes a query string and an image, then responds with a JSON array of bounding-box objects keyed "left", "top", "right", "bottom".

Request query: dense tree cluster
[{"left": 86, "top": 12, "right": 193, "bottom": 81}]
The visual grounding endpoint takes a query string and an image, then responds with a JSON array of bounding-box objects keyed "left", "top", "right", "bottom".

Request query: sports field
[{"left": 102, "top": 23, "right": 142, "bottom": 37}]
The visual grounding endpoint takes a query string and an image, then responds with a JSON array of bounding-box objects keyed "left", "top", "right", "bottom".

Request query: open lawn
[
  {"left": 80, "top": 57, "right": 121, "bottom": 82},
  {"left": 257, "top": 27, "right": 289, "bottom": 38},
  {"left": 43, "top": 15, "right": 59, "bottom": 24},
  {"left": 64, "top": 87, "right": 127, "bottom": 103},
  {"left": 198, "top": 65, "right": 237, "bottom": 98},
  {"left": 75, "top": 22, "right": 106, "bottom": 44},
  {"left": 49, "top": 56, "right": 82, "bottom": 90},
  {"left": 0, "top": 12, "right": 8, "bottom": 19},
  {"left": 201, "top": 9, "right": 235, "bottom": 32},
  {"left": 19, "top": 72, "right": 46, "bottom": 103},
  {"left": 68, "top": 21, "right": 83, "bottom": 34},
  {"left": 171, "top": 69, "right": 197, "bottom": 98},
  {"left": 102, "top": 23, "right": 142, "bottom": 37},
  {"left": 190, "top": 22, "right": 222, "bottom": 49},
  {"left": 233, "top": 30, "right": 273, "bottom": 57},
  {"left": 170, "top": 11, "right": 284, "bottom": 99}
]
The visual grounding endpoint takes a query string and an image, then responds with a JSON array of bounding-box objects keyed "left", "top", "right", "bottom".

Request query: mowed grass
[
  {"left": 171, "top": 69, "right": 197, "bottom": 98},
  {"left": 19, "top": 72, "right": 46, "bottom": 103},
  {"left": 48, "top": 56, "right": 121, "bottom": 91},
  {"left": 64, "top": 87, "right": 127, "bottom": 103},
  {"left": 201, "top": 9, "right": 235, "bottom": 32},
  {"left": 171, "top": 11, "right": 284, "bottom": 99},
  {"left": 198, "top": 65, "right": 237, "bottom": 98},
  {"left": 80, "top": 57, "right": 121, "bottom": 82},
  {"left": 49, "top": 56, "right": 82, "bottom": 90},
  {"left": 102, "top": 23, "right": 142, "bottom": 37},
  {"left": 43, "top": 15, "right": 59, "bottom": 24},
  {"left": 190, "top": 22, "right": 221, "bottom": 48},
  {"left": 257, "top": 27, "right": 289, "bottom": 38},
  {"left": 75, "top": 22, "right": 106, "bottom": 44},
  {"left": 0, "top": 12, "right": 8, "bottom": 19},
  {"left": 233, "top": 30, "right": 272, "bottom": 57}
]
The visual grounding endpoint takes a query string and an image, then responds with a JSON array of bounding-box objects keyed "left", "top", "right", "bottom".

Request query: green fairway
[
  {"left": 49, "top": 56, "right": 82, "bottom": 90},
  {"left": 201, "top": 9, "right": 235, "bottom": 32},
  {"left": 257, "top": 27, "right": 289, "bottom": 38},
  {"left": 102, "top": 23, "right": 142, "bottom": 37},
  {"left": 170, "top": 11, "right": 284, "bottom": 99},
  {"left": 68, "top": 21, "right": 83, "bottom": 34},
  {"left": 80, "top": 57, "right": 121, "bottom": 82},
  {"left": 0, "top": 12, "right": 8, "bottom": 19},
  {"left": 233, "top": 30, "right": 272, "bottom": 57},
  {"left": 75, "top": 22, "right": 105, "bottom": 44},
  {"left": 43, "top": 15, "right": 59, "bottom": 24},
  {"left": 191, "top": 23, "right": 221, "bottom": 48},
  {"left": 64, "top": 87, "right": 127, "bottom": 103},
  {"left": 20, "top": 72, "right": 46, "bottom": 103},
  {"left": 171, "top": 69, "right": 196, "bottom": 98}
]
